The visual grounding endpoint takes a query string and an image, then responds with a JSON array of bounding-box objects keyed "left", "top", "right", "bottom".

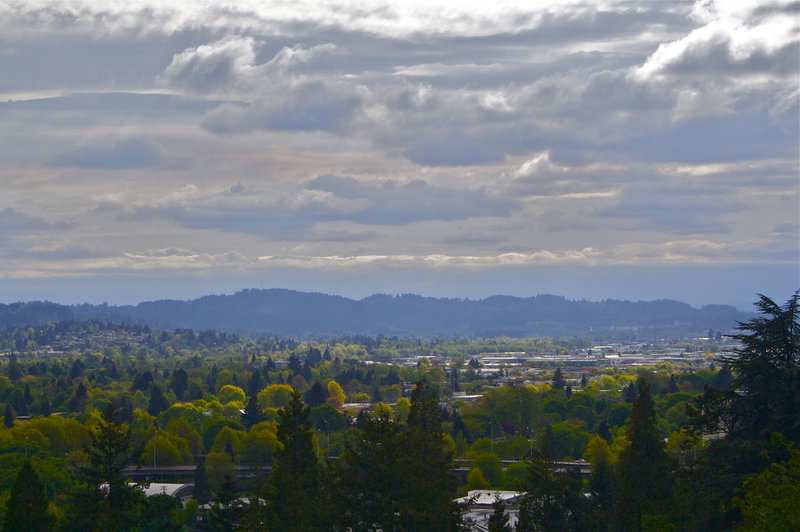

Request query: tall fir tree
[
  {"left": 64, "top": 403, "right": 146, "bottom": 531},
  {"left": 614, "top": 379, "right": 672, "bottom": 531},
  {"left": 398, "top": 380, "right": 464, "bottom": 531},
  {"left": 258, "top": 389, "right": 327, "bottom": 531},
  {"left": 3, "top": 460, "right": 54, "bottom": 532},
  {"left": 334, "top": 408, "right": 405, "bottom": 531}
]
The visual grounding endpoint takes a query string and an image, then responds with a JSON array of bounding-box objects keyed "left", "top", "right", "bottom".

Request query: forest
[{"left": 0, "top": 292, "right": 796, "bottom": 531}]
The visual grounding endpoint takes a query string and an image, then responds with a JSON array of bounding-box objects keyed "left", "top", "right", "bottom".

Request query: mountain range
[{"left": 0, "top": 289, "right": 754, "bottom": 339}]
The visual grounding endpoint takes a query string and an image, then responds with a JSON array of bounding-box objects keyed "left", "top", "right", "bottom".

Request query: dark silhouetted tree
[
  {"left": 3, "top": 460, "right": 54, "bottom": 532},
  {"left": 552, "top": 367, "right": 566, "bottom": 390},
  {"left": 614, "top": 379, "right": 672, "bottom": 531},
  {"left": 241, "top": 395, "right": 266, "bottom": 430}
]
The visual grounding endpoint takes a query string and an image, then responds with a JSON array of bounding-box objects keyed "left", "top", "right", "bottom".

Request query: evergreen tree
[
  {"left": 517, "top": 458, "right": 589, "bottom": 532},
  {"left": 247, "top": 370, "right": 262, "bottom": 398},
  {"left": 304, "top": 380, "right": 328, "bottom": 408},
  {"left": 259, "top": 389, "right": 326, "bottom": 531},
  {"left": 193, "top": 455, "right": 212, "bottom": 505},
  {"left": 397, "top": 380, "right": 464, "bottom": 531},
  {"left": 666, "top": 373, "right": 679, "bottom": 394},
  {"left": 487, "top": 497, "right": 512, "bottom": 532},
  {"left": 614, "top": 379, "right": 672, "bottom": 531},
  {"left": 335, "top": 408, "right": 405, "bottom": 531},
  {"left": 207, "top": 472, "right": 245, "bottom": 531},
  {"left": 3, "top": 460, "right": 54, "bottom": 532},
  {"left": 65, "top": 403, "right": 146, "bottom": 531},
  {"left": 147, "top": 384, "right": 169, "bottom": 416},
  {"left": 722, "top": 291, "right": 800, "bottom": 441},
  {"left": 169, "top": 367, "right": 188, "bottom": 400},
  {"left": 241, "top": 395, "right": 266, "bottom": 430},
  {"left": 552, "top": 367, "right": 566, "bottom": 390},
  {"left": 4, "top": 403, "right": 14, "bottom": 428}
]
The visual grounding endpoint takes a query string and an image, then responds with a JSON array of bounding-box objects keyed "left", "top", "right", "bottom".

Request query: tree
[
  {"left": 241, "top": 395, "right": 266, "bottom": 430},
  {"left": 397, "top": 380, "right": 464, "bottom": 531},
  {"left": 517, "top": 457, "right": 589, "bottom": 532},
  {"left": 65, "top": 403, "right": 146, "bottom": 531},
  {"left": 335, "top": 408, "right": 406, "bottom": 530},
  {"left": 614, "top": 379, "right": 672, "bottom": 531},
  {"left": 258, "top": 389, "right": 326, "bottom": 531},
  {"left": 169, "top": 367, "right": 188, "bottom": 400},
  {"left": 487, "top": 497, "right": 512, "bottom": 532},
  {"left": 722, "top": 291, "right": 800, "bottom": 442},
  {"left": 147, "top": 384, "right": 169, "bottom": 417},
  {"left": 681, "top": 292, "right": 800, "bottom": 530},
  {"left": 207, "top": 472, "right": 245, "bottom": 531},
  {"left": 3, "top": 403, "right": 14, "bottom": 428},
  {"left": 735, "top": 445, "right": 800, "bottom": 531},
  {"left": 304, "top": 380, "right": 327, "bottom": 408},
  {"left": 552, "top": 367, "right": 565, "bottom": 390},
  {"left": 3, "top": 460, "right": 54, "bottom": 532},
  {"left": 193, "top": 455, "right": 212, "bottom": 505}
]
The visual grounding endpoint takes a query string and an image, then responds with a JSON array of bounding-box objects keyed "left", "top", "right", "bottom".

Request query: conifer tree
[
  {"left": 3, "top": 403, "right": 14, "bottom": 428},
  {"left": 552, "top": 367, "right": 566, "bottom": 390},
  {"left": 3, "top": 460, "right": 54, "bottom": 532},
  {"left": 64, "top": 403, "right": 145, "bottom": 531},
  {"left": 614, "top": 379, "right": 672, "bottom": 531},
  {"left": 487, "top": 497, "right": 512, "bottom": 532},
  {"left": 241, "top": 395, "right": 266, "bottom": 430},
  {"left": 192, "top": 455, "right": 212, "bottom": 505},
  {"left": 398, "top": 380, "right": 464, "bottom": 531},
  {"left": 259, "top": 389, "right": 326, "bottom": 531}
]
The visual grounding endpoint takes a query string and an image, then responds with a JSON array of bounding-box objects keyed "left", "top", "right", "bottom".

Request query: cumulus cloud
[{"left": 0, "top": 0, "right": 796, "bottom": 304}]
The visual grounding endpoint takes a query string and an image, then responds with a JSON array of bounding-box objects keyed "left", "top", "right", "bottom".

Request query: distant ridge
[{"left": 0, "top": 289, "right": 754, "bottom": 338}]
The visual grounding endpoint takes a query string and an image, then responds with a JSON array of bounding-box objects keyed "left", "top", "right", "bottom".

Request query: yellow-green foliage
[
  {"left": 217, "top": 385, "right": 245, "bottom": 405},
  {"left": 258, "top": 384, "right": 294, "bottom": 409},
  {"left": 239, "top": 423, "right": 280, "bottom": 466},
  {"left": 584, "top": 433, "right": 611, "bottom": 464},
  {"left": 327, "top": 381, "right": 346, "bottom": 404},
  {"left": 211, "top": 426, "right": 246, "bottom": 460},
  {"left": 165, "top": 417, "right": 202, "bottom": 456}
]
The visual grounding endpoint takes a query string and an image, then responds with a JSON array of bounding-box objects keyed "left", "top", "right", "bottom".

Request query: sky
[{"left": 0, "top": 0, "right": 798, "bottom": 310}]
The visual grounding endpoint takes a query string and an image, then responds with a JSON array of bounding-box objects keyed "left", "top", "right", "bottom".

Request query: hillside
[{"left": 0, "top": 289, "right": 753, "bottom": 338}]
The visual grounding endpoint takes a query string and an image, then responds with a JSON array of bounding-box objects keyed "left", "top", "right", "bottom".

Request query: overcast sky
[{"left": 1, "top": 0, "right": 797, "bottom": 309}]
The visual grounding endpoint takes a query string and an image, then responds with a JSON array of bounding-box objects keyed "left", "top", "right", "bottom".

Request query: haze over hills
[{"left": 0, "top": 289, "right": 754, "bottom": 339}]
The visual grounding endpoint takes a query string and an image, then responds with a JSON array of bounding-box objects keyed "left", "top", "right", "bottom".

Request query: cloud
[
  {"left": 304, "top": 174, "right": 517, "bottom": 224},
  {"left": 49, "top": 137, "right": 174, "bottom": 169},
  {"left": 0, "top": 208, "right": 73, "bottom": 231}
]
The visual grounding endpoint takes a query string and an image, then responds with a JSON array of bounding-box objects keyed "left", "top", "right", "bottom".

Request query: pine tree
[
  {"left": 4, "top": 403, "right": 14, "bottom": 428},
  {"left": 147, "top": 384, "right": 169, "bottom": 416},
  {"left": 614, "top": 379, "right": 672, "bottom": 531},
  {"left": 241, "top": 395, "right": 266, "bottom": 430},
  {"left": 192, "top": 455, "right": 212, "bottom": 505},
  {"left": 398, "top": 380, "right": 464, "bottom": 531},
  {"left": 259, "top": 389, "right": 326, "bottom": 531},
  {"left": 487, "top": 497, "right": 512, "bottom": 532},
  {"left": 335, "top": 408, "right": 405, "bottom": 531},
  {"left": 65, "top": 403, "right": 146, "bottom": 531},
  {"left": 207, "top": 472, "right": 245, "bottom": 531},
  {"left": 552, "top": 367, "right": 566, "bottom": 390},
  {"left": 3, "top": 460, "right": 54, "bottom": 532}
]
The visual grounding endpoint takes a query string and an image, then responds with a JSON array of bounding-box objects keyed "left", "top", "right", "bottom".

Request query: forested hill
[{"left": 0, "top": 289, "right": 753, "bottom": 338}]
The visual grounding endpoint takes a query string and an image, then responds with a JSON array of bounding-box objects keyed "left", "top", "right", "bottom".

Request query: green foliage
[
  {"left": 258, "top": 389, "right": 326, "bottom": 531},
  {"left": 65, "top": 404, "right": 146, "bottom": 531},
  {"left": 614, "top": 379, "right": 673, "bottom": 531},
  {"left": 2, "top": 459, "right": 54, "bottom": 532},
  {"left": 735, "top": 446, "right": 800, "bottom": 531}
]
